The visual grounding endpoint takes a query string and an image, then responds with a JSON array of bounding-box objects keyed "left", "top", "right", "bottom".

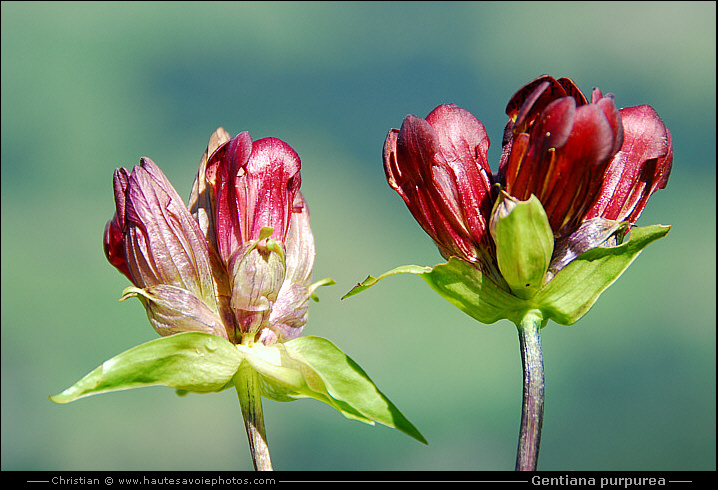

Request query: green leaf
[
  {"left": 342, "top": 225, "right": 670, "bottom": 328},
  {"left": 421, "top": 257, "right": 530, "bottom": 325},
  {"left": 342, "top": 259, "right": 525, "bottom": 324},
  {"left": 50, "top": 332, "right": 243, "bottom": 403},
  {"left": 535, "top": 224, "right": 670, "bottom": 325},
  {"left": 236, "top": 336, "right": 427, "bottom": 444}
]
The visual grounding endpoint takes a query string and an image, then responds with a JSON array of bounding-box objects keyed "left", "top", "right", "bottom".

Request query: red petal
[
  {"left": 425, "top": 104, "right": 494, "bottom": 245},
  {"left": 104, "top": 168, "right": 132, "bottom": 282},
  {"left": 501, "top": 132, "right": 529, "bottom": 196},
  {"left": 505, "top": 75, "right": 564, "bottom": 121},
  {"left": 594, "top": 93, "right": 624, "bottom": 156},
  {"left": 512, "top": 80, "right": 551, "bottom": 132},
  {"left": 540, "top": 103, "right": 618, "bottom": 235},
  {"left": 207, "top": 132, "right": 252, "bottom": 262},
  {"left": 385, "top": 108, "right": 491, "bottom": 262},
  {"left": 557, "top": 77, "right": 588, "bottom": 105},
  {"left": 505, "top": 97, "right": 577, "bottom": 202},
  {"left": 507, "top": 75, "right": 584, "bottom": 134},
  {"left": 390, "top": 114, "right": 474, "bottom": 259},
  {"left": 240, "top": 136, "right": 302, "bottom": 242},
  {"left": 586, "top": 105, "right": 673, "bottom": 223},
  {"left": 103, "top": 216, "right": 132, "bottom": 281}
]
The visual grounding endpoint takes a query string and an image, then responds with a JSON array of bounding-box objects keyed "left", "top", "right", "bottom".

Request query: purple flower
[{"left": 104, "top": 129, "right": 315, "bottom": 345}]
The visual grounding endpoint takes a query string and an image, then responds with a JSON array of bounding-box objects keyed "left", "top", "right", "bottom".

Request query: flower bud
[
  {"left": 490, "top": 190, "right": 554, "bottom": 299},
  {"left": 203, "top": 132, "right": 314, "bottom": 345},
  {"left": 104, "top": 129, "right": 318, "bottom": 347},
  {"left": 229, "top": 233, "right": 287, "bottom": 342},
  {"left": 383, "top": 105, "right": 495, "bottom": 268},
  {"left": 104, "top": 158, "right": 226, "bottom": 338},
  {"left": 104, "top": 158, "right": 218, "bottom": 310}
]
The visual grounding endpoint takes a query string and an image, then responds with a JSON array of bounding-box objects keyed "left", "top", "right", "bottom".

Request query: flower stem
[
  {"left": 234, "top": 362, "right": 273, "bottom": 471},
  {"left": 515, "top": 309, "right": 545, "bottom": 471}
]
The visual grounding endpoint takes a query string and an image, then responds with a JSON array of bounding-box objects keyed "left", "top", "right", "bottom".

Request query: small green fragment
[{"left": 309, "top": 277, "right": 336, "bottom": 301}]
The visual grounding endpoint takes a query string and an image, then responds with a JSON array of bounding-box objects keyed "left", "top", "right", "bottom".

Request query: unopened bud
[
  {"left": 490, "top": 191, "right": 553, "bottom": 299},
  {"left": 228, "top": 233, "right": 287, "bottom": 342}
]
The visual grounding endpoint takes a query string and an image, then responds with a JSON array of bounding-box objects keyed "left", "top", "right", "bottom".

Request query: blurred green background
[{"left": 2, "top": 1, "right": 715, "bottom": 471}]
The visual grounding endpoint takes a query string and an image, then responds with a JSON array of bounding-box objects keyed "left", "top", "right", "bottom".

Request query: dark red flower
[
  {"left": 384, "top": 104, "right": 497, "bottom": 274},
  {"left": 384, "top": 75, "right": 672, "bottom": 285},
  {"left": 498, "top": 75, "right": 625, "bottom": 238}
]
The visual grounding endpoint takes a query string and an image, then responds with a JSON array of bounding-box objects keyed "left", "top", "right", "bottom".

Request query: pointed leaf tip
[
  {"left": 341, "top": 275, "right": 378, "bottom": 299},
  {"left": 289, "top": 336, "right": 428, "bottom": 444},
  {"left": 342, "top": 265, "right": 432, "bottom": 300}
]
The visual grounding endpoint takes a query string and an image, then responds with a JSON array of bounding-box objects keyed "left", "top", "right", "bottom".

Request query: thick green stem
[
  {"left": 515, "top": 309, "right": 545, "bottom": 471},
  {"left": 234, "top": 362, "right": 273, "bottom": 471}
]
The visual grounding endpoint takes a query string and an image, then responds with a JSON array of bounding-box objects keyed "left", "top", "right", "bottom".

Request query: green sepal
[
  {"left": 50, "top": 332, "right": 243, "bottom": 403},
  {"left": 236, "top": 336, "right": 427, "bottom": 444},
  {"left": 343, "top": 224, "right": 670, "bottom": 327}
]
